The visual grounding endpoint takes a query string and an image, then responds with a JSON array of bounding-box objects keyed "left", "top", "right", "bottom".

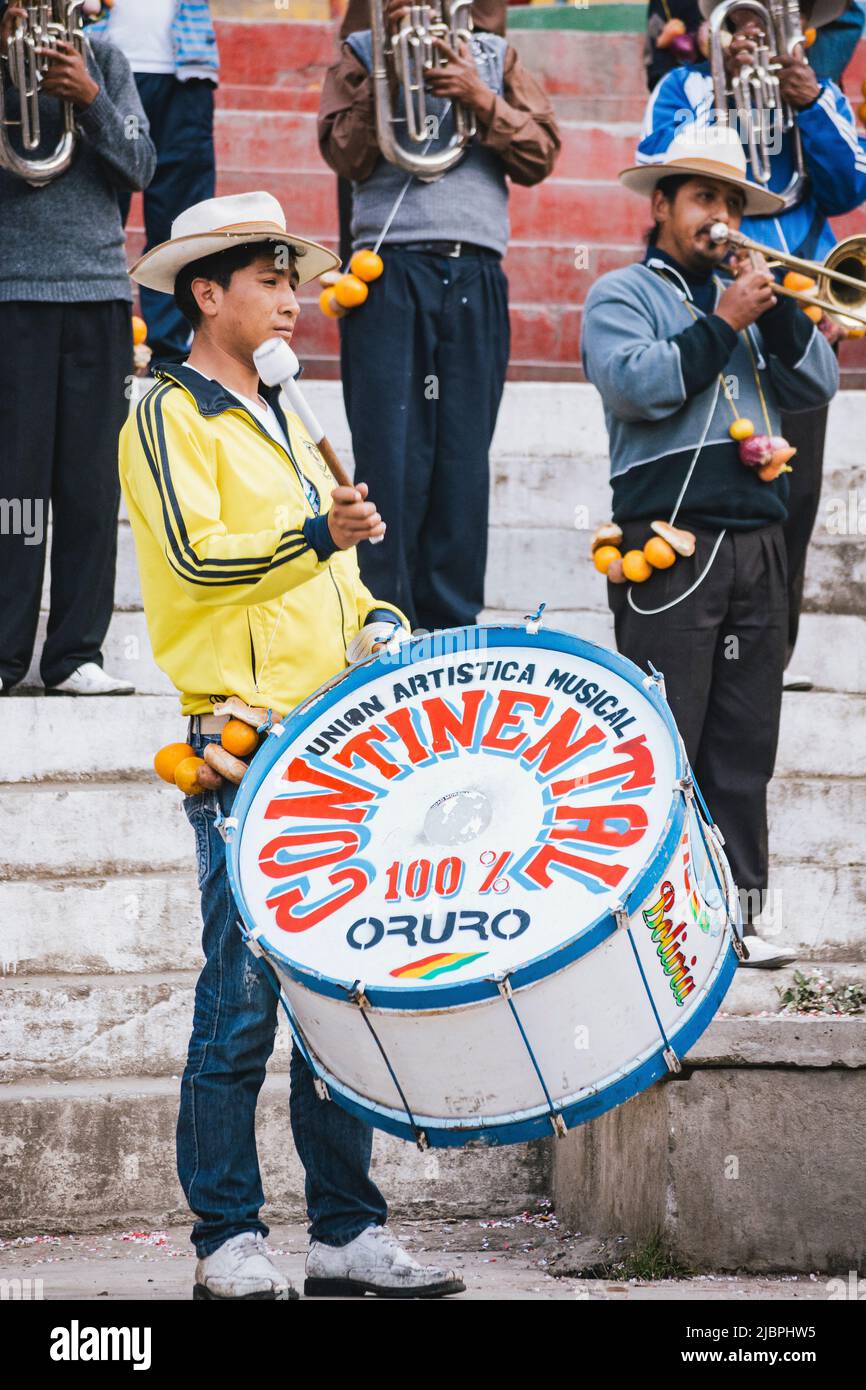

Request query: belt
[
  {"left": 188, "top": 713, "right": 230, "bottom": 737},
  {"left": 389, "top": 240, "right": 500, "bottom": 259}
]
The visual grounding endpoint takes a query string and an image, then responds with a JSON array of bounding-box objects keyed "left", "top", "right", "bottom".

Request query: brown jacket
[{"left": 318, "top": 22, "right": 560, "bottom": 187}]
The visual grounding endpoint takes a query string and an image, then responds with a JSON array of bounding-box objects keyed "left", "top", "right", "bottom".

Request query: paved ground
[{"left": 0, "top": 1216, "right": 837, "bottom": 1301}]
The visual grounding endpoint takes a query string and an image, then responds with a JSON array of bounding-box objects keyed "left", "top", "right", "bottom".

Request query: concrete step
[
  {"left": 4, "top": 688, "right": 865, "bottom": 783},
  {"left": 4, "top": 962, "right": 865, "bottom": 1083},
  {"left": 0, "top": 873, "right": 202, "bottom": 978},
  {"left": 0, "top": 1074, "right": 550, "bottom": 1236},
  {"left": 553, "top": 1015, "right": 866, "bottom": 1272},
  {"left": 23, "top": 610, "right": 175, "bottom": 696}
]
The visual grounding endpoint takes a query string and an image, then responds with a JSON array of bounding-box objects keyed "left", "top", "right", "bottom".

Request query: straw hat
[
  {"left": 130, "top": 192, "right": 340, "bottom": 294},
  {"left": 618, "top": 125, "right": 785, "bottom": 215}
]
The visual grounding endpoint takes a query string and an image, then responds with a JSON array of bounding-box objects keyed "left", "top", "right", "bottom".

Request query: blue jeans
[{"left": 176, "top": 731, "right": 388, "bottom": 1257}]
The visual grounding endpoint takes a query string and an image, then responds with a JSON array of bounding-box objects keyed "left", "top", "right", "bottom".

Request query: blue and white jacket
[
  {"left": 89, "top": 1, "right": 219, "bottom": 85},
  {"left": 637, "top": 63, "right": 866, "bottom": 259}
]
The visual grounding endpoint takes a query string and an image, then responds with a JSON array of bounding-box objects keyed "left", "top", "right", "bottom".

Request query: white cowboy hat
[
  {"left": 130, "top": 192, "right": 340, "bottom": 294},
  {"left": 618, "top": 125, "right": 785, "bottom": 215},
  {"left": 697, "top": 0, "right": 847, "bottom": 26}
]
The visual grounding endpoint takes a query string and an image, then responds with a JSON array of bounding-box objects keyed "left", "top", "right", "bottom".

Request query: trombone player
[
  {"left": 318, "top": 0, "right": 560, "bottom": 636},
  {"left": 636, "top": 0, "right": 866, "bottom": 687}
]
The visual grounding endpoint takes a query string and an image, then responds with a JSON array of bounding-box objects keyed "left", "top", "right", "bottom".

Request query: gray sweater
[
  {"left": 0, "top": 36, "right": 156, "bottom": 304},
  {"left": 581, "top": 261, "right": 839, "bottom": 482}
]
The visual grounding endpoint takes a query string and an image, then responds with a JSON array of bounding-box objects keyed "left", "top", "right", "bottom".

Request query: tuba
[
  {"left": 0, "top": 1, "right": 88, "bottom": 187},
  {"left": 370, "top": 0, "right": 478, "bottom": 181},
  {"left": 708, "top": 0, "right": 807, "bottom": 209}
]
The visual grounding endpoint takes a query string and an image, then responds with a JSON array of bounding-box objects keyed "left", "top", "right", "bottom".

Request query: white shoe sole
[{"left": 45, "top": 686, "right": 135, "bottom": 697}]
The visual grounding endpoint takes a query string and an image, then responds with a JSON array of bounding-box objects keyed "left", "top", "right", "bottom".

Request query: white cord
[{"left": 626, "top": 375, "right": 726, "bottom": 616}]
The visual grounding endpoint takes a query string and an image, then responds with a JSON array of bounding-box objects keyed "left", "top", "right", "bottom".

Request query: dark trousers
[
  {"left": 118, "top": 74, "right": 216, "bottom": 362},
  {"left": 340, "top": 247, "right": 510, "bottom": 632},
  {"left": 0, "top": 301, "right": 132, "bottom": 689},
  {"left": 608, "top": 523, "right": 788, "bottom": 929},
  {"left": 780, "top": 403, "right": 828, "bottom": 665}
]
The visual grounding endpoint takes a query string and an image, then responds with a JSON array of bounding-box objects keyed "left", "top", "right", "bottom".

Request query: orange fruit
[
  {"left": 859, "top": 101, "right": 866, "bottom": 125},
  {"left": 222, "top": 718, "right": 259, "bottom": 758},
  {"left": 350, "top": 249, "right": 384, "bottom": 282},
  {"left": 333, "top": 273, "right": 369, "bottom": 308},
  {"left": 643, "top": 537, "right": 676, "bottom": 569},
  {"left": 729, "top": 417, "right": 754, "bottom": 442},
  {"left": 174, "top": 755, "right": 207, "bottom": 796},
  {"left": 783, "top": 271, "right": 816, "bottom": 294},
  {"left": 622, "top": 549, "right": 653, "bottom": 583},
  {"left": 319, "top": 288, "right": 347, "bottom": 319},
  {"left": 154, "top": 742, "right": 195, "bottom": 784},
  {"left": 803, "top": 26, "right": 816, "bottom": 47},
  {"left": 132, "top": 315, "right": 148, "bottom": 345},
  {"left": 802, "top": 304, "right": 822, "bottom": 323},
  {"left": 593, "top": 544, "right": 622, "bottom": 575}
]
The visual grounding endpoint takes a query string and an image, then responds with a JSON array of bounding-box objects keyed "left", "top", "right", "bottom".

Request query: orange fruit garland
[
  {"left": 173, "top": 756, "right": 208, "bottom": 796},
  {"left": 622, "top": 549, "right": 653, "bottom": 583},
  {"left": 319, "top": 288, "right": 347, "bottom": 319},
  {"left": 153, "top": 742, "right": 195, "bottom": 784},
  {"left": 643, "top": 536, "right": 676, "bottom": 569},
  {"left": 222, "top": 718, "right": 259, "bottom": 758},
  {"left": 349, "top": 250, "right": 384, "bottom": 282},
  {"left": 593, "top": 544, "right": 622, "bottom": 575},
  {"left": 333, "top": 274, "right": 369, "bottom": 308}
]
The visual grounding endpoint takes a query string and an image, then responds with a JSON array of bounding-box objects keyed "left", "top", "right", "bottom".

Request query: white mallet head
[{"left": 254, "top": 337, "right": 299, "bottom": 388}]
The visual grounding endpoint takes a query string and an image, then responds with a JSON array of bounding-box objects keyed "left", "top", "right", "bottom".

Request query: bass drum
[{"left": 226, "top": 623, "right": 743, "bottom": 1147}]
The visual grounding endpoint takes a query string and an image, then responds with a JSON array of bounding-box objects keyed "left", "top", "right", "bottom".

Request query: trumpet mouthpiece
[{"left": 709, "top": 222, "right": 730, "bottom": 245}]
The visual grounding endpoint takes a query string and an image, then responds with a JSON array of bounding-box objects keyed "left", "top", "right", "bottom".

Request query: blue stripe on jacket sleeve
[{"left": 303, "top": 514, "right": 338, "bottom": 561}]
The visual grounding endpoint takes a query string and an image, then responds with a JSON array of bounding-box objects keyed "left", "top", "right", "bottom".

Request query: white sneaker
[
  {"left": 783, "top": 672, "right": 813, "bottom": 692},
  {"left": 739, "top": 935, "right": 797, "bottom": 969},
  {"left": 193, "top": 1231, "right": 297, "bottom": 1301},
  {"left": 46, "top": 662, "right": 134, "bottom": 696},
  {"left": 304, "top": 1225, "right": 465, "bottom": 1299}
]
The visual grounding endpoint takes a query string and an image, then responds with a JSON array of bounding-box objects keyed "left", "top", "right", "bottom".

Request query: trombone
[{"left": 709, "top": 222, "right": 866, "bottom": 331}]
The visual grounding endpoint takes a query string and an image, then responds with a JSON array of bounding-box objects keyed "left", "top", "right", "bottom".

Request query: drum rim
[{"left": 227, "top": 624, "right": 690, "bottom": 1012}]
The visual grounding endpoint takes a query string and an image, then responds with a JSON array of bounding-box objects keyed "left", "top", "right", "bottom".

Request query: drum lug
[
  {"left": 349, "top": 980, "right": 370, "bottom": 1009},
  {"left": 313, "top": 1077, "right": 331, "bottom": 1102},
  {"left": 268, "top": 722, "right": 285, "bottom": 739},
  {"left": 494, "top": 974, "right": 514, "bottom": 1000},
  {"left": 241, "top": 929, "right": 264, "bottom": 959},
  {"left": 613, "top": 903, "right": 630, "bottom": 931},
  {"left": 732, "top": 934, "right": 749, "bottom": 963},
  {"left": 214, "top": 812, "right": 238, "bottom": 844},
  {"left": 663, "top": 1046, "right": 682, "bottom": 1075},
  {"left": 550, "top": 1113, "right": 568, "bottom": 1139},
  {"left": 644, "top": 662, "right": 666, "bottom": 700},
  {"left": 523, "top": 601, "right": 547, "bottom": 635}
]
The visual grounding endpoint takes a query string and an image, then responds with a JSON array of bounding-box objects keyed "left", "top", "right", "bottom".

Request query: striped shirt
[{"left": 89, "top": 1, "right": 219, "bottom": 84}]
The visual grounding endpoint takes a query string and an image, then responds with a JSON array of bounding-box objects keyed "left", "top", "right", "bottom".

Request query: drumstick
[{"left": 253, "top": 337, "right": 383, "bottom": 544}]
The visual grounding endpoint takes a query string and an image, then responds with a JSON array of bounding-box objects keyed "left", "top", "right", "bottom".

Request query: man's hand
[
  {"left": 1, "top": 5, "right": 26, "bottom": 57},
  {"left": 775, "top": 51, "right": 821, "bottom": 109},
  {"left": 327, "top": 481, "right": 386, "bottom": 549},
  {"left": 722, "top": 20, "right": 763, "bottom": 81},
  {"left": 425, "top": 39, "right": 493, "bottom": 117},
  {"left": 816, "top": 313, "right": 847, "bottom": 346},
  {"left": 36, "top": 39, "right": 99, "bottom": 109},
  {"left": 716, "top": 249, "right": 777, "bottom": 331}
]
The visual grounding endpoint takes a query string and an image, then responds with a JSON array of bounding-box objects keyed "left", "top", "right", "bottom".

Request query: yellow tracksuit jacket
[{"left": 118, "top": 365, "right": 406, "bottom": 716}]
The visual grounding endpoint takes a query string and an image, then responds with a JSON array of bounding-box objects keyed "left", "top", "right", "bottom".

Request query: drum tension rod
[
  {"left": 347, "top": 981, "right": 429, "bottom": 1151},
  {"left": 214, "top": 810, "right": 238, "bottom": 844},
  {"left": 493, "top": 975, "right": 567, "bottom": 1139},
  {"left": 523, "top": 601, "right": 547, "bottom": 635}
]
